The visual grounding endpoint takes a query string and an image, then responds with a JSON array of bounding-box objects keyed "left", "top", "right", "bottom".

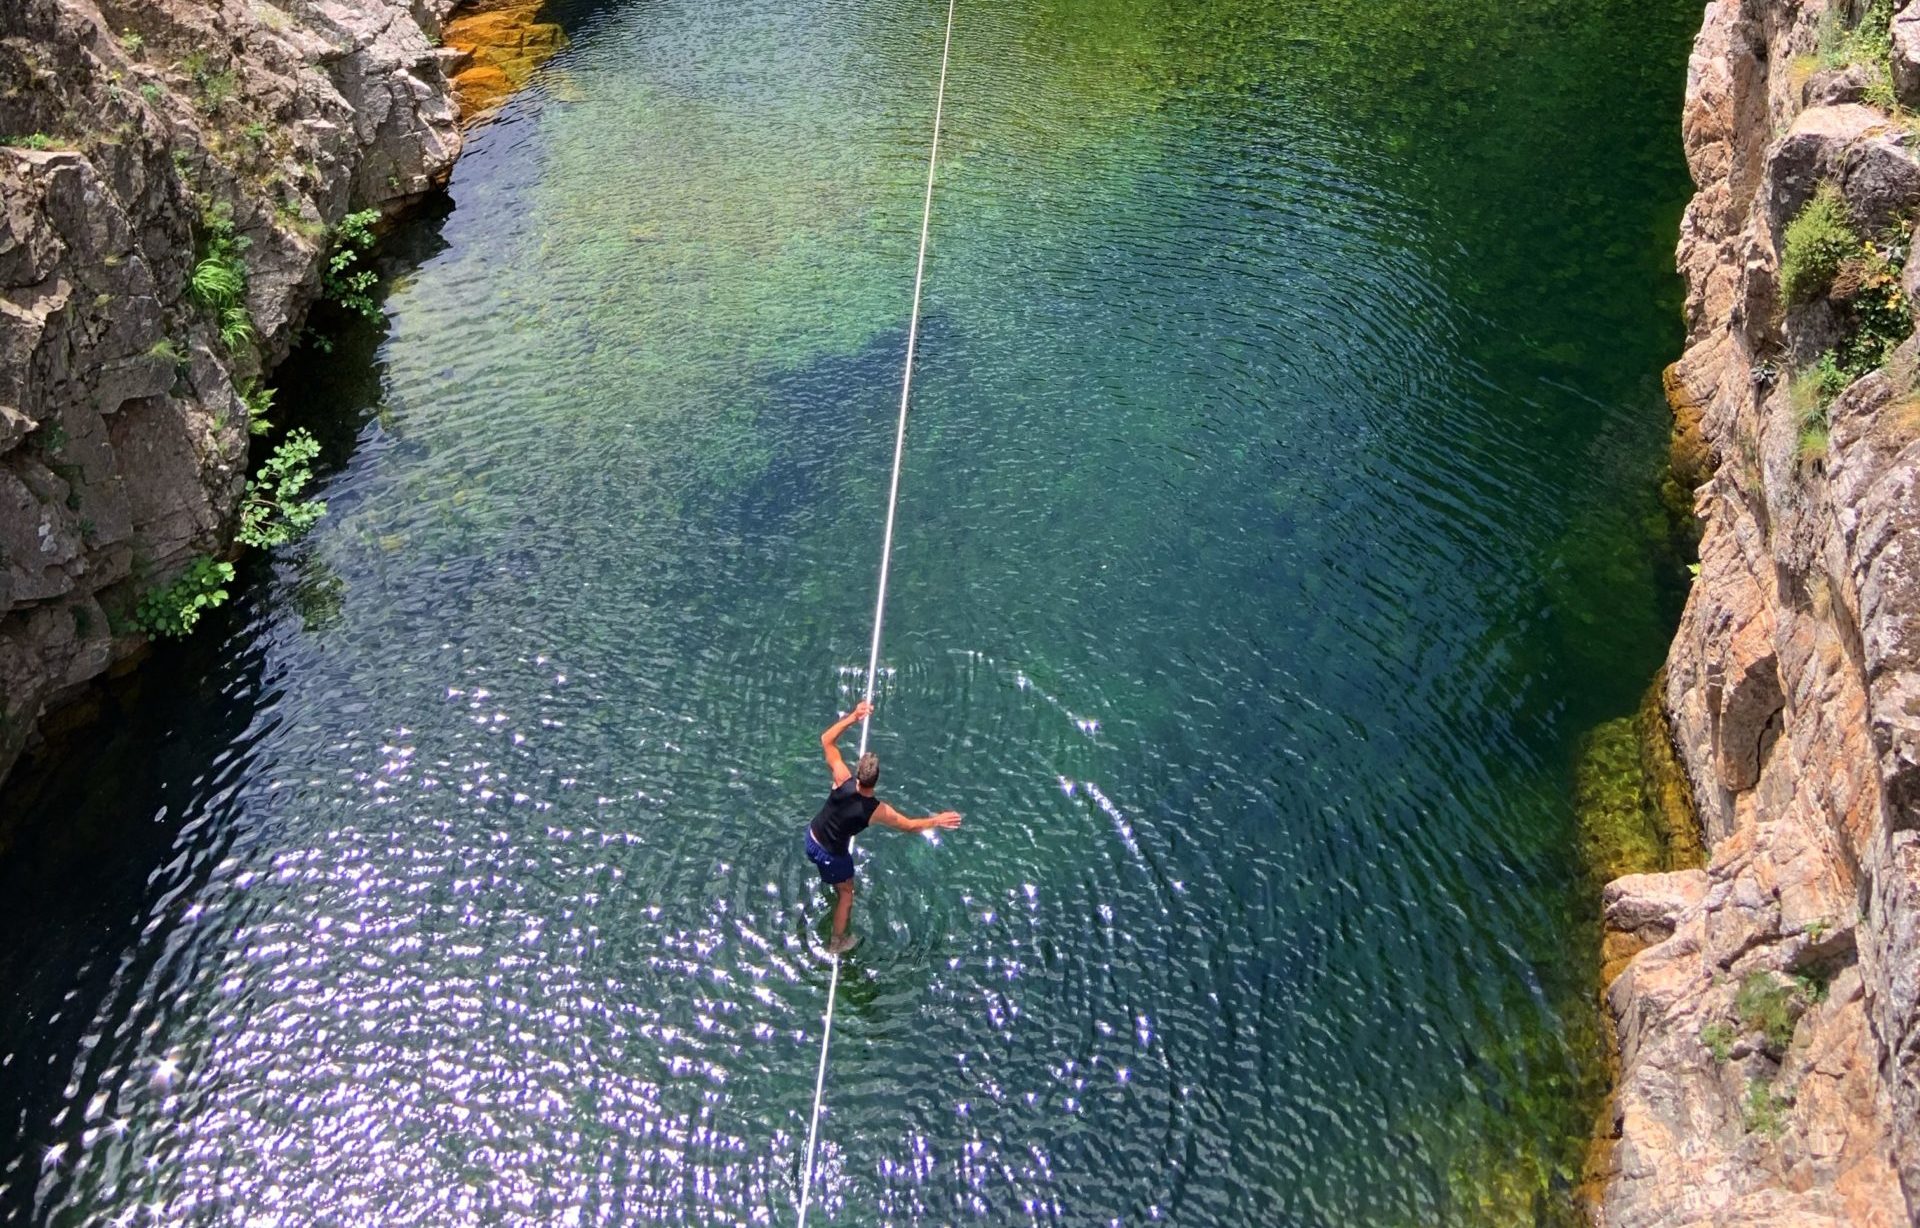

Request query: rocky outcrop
[
  {"left": 0, "top": 0, "right": 466, "bottom": 780},
  {"left": 1590, "top": 1, "right": 1920, "bottom": 1223}
]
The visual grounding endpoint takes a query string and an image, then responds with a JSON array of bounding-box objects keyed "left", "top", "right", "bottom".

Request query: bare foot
[{"left": 827, "top": 932, "right": 861, "bottom": 955}]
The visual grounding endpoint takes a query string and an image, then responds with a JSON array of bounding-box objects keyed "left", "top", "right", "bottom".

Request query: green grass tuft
[
  {"left": 1781, "top": 184, "right": 1858, "bottom": 304},
  {"left": 1743, "top": 1077, "right": 1789, "bottom": 1137},
  {"left": 188, "top": 207, "right": 254, "bottom": 353},
  {"left": 1736, "top": 971, "right": 1802, "bottom": 1050}
]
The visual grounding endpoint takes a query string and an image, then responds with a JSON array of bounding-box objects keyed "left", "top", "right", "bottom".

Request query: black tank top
[{"left": 811, "top": 779, "right": 879, "bottom": 856}]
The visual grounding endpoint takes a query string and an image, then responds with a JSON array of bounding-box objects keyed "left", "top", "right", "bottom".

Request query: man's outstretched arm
[
  {"left": 820, "top": 700, "right": 872, "bottom": 786},
  {"left": 873, "top": 804, "right": 962, "bottom": 833}
]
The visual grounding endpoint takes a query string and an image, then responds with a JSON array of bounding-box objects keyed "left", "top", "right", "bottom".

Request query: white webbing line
[{"left": 796, "top": 0, "right": 958, "bottom": 1222}]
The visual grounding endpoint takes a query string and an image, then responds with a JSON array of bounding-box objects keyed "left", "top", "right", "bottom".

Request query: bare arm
[
  {"left": 872, "top": 803, "right": 962, "bottom": 833},
  {"left": 820, "top": 700, "right": 872, "bottom": 786}
]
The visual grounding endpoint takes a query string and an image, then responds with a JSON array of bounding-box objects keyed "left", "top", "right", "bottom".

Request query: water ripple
[{"left": 0, "top": 0, "right": 1699, "bottom": 1222}]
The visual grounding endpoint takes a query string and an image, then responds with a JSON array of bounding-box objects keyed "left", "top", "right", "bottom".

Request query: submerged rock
[{"left": 441, "top": 0, "right": 566, "bottom": 123}]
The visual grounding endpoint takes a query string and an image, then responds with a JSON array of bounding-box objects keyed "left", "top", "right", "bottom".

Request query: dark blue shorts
[{"left": 804, "top": 829, "right": 855, "bottom": 885}]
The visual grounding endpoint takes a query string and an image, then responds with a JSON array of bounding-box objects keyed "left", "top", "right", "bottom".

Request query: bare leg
[{"left": 829, "top": 880, "right": 856, "bottom": 952}]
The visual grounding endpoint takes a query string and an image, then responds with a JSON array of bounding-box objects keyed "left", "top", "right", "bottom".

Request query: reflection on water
[{"left": 0, "top": 0, "right": 1697, "bottom": 1223}]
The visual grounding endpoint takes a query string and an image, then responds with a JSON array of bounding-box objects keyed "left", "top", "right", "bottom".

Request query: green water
[{"left": 0, "top": 0, "right": 1698, "bottom": 1222}]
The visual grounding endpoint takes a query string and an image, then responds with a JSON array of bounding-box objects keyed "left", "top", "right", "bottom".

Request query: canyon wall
[
  {"left": 1592, "top": 0, "right": 1920, "bottom": 1223},
  {"left": 0, "top": 0, "right": 465, "bottom": 783}
]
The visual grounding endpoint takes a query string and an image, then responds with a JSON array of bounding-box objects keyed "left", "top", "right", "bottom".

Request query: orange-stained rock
[
  {"left": 441, "top": 0, "right": 565, "bottom": 124},
  {"left": 1664, "top": 361, "right": 1714, "bottom": 493}
]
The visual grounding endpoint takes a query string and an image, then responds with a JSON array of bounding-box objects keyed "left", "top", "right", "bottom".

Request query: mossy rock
[{"left": 1574, "top": 676, "right": 1703, "bottom": 885}]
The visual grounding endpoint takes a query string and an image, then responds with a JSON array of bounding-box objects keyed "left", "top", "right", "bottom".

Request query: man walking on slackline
[{"left": 805, "top": 700, "right": 962, "bottom": 954}]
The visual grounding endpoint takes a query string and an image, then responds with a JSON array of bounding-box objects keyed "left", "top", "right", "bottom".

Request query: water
[{"left": 0, "top": 0, "right": 1698, "bottom": 1222}]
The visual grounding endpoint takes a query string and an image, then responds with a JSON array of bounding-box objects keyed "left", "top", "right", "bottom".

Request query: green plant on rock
[
  {"left": 237, "top": 429, "right": 327, "bottom": 549},
  {"left": 188, "top": 206, "right": 254, "bottom": 351},
  {"left": 1783, "top": 213, "right": 1913, "bottom": 469},
  {"left": 1834, "top": 237, "right": 1912, "bottom": 375},
  {"left": 323, "top": 209, "right": 382, "bottom": 322},
  {"left": 1743, "top": 1077, "right": 1789, "bottom": 1137},
  {"left": 1818, "top": 0, "right": 1895, "bottom": 73},
  {"left": 240, "top": 381, "right": 275, "bottom": 436},
  {"left": 1736, "top": 971, "right": 1802, "bottom": 1049},
  {"left": 1789, "top": 348, "right": 1847, "bottom": 423},
  {"left": 134, "top": 555, "right": 233, "bottom": 638},
  {"left": 181, "top": 51, "right": 238, "bottom": 115},
  {"left": 1791, "top": 353, "right": 1844, "bottom": 463},
  {"left": 1792, "top": 969, "right": 1832, "bottom": 1005},
  {"left": 1699, "top": 1020, "right": 1736, "bottom": 1062},
  {"left": 201, "top": 71, "right": 237, "bottom": 113},
  {"left": 119, "top": 30, "right": 144, "bottom": 54},
  {"left": 3, "top": 134, "right": 59, "bottom": 151},
  {"left": 1781, "top": 184, "right": 1858, "bottom": 304},
  {"left": 1798, "top": 417, "right": 1832, "bottom": 463}
]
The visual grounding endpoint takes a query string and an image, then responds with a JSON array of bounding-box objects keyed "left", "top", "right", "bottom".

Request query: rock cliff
[
  {"left": 1592, "top": 0, "right": 1920, "bottom": 1223},
  {"left": 0, "top": 0, "right": 465, "bottom": 781}
]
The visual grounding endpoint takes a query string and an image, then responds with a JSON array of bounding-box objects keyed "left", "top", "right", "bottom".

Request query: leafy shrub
[
  {"left": 3, "top": 134, "right": 59, "bottom": 150},
  {"left": 200, "top": 71, "right": 237, "bottom": 113},
  {"left": 323, "top": 209, "right": 382, "bottom": 322},
  {"left": 134, "top": 556, "right": 233, "bottom": 638},
  {"left": 1835, "top": 240, "right": 1912, "bottom": 375},
  {"left": 181, "top": 52, "right": 237, "bottom": 114},
  {"left": 1819, "top": 0, "right": 1895, "bottom": 73},
  {"left": 1781, "top": 185, "right": 1858, "bottom": 304},
  {"left": 119, "top": 30, "right": 144, "bottom": 54},
  {"left": 237, "top": 429, "right": 327, "bottom": 549},
  {"left": 1783, "top": 221, "right": 1912, "bottom": 471}
]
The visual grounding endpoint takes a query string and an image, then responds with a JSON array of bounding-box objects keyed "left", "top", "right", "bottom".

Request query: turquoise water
[{"left": 0, "top": 0, "right": 1698, "bottom": 1222}]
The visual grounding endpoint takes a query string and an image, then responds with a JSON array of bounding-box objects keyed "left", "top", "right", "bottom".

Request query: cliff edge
[
  {"left": 0, "top": 0, "right": 464, "bottom": 781},
  {"left": 1592, "top": 0, "right": 1920, "bottom": 1223}
]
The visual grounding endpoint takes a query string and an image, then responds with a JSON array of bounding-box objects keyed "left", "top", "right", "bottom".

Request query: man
[{"left": 804, "top": 700, "right": 961, "bottom": 954}]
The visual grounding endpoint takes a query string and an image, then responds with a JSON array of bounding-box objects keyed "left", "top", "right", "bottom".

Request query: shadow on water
[{"left": 723, "top": 315, "right": 960, "bottom": 530}]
